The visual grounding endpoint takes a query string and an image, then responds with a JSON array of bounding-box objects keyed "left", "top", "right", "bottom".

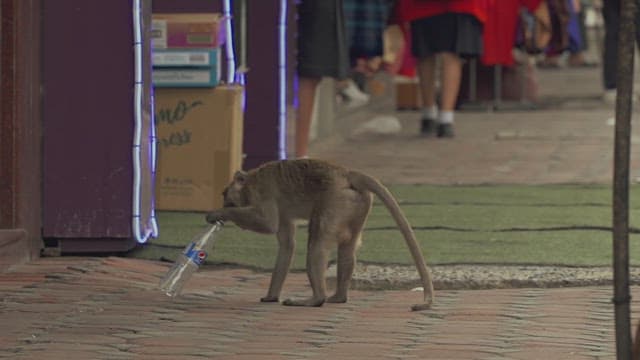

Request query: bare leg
[
  {"left": 416, "top": 55, "right": 437, "bottom": 108},
  {"left": 439, "top": 52, "right": 463, "bottom": 112},
  {"left": 416, "top": 55, "right": 438, "bottom": 135},
  {"left": 261, "top": 221, "right": 296, "bottom": 302},
  {"left": 295, "top": 77, "right": 321, "bottom": 158}
]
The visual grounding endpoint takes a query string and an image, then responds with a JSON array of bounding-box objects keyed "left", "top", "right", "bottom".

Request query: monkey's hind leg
[
  {"left": 326, "top": 239, "right": 359, "bottom": 304},
  {"left": 283, "top": 220, "right": 329, "bottom": 307},
  {"left": 327, "top": 190, "right": 370, "bottom": 304}
]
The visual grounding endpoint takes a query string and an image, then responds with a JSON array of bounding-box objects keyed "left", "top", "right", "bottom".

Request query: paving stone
[{"left": 3, "top": 257, "right": 640, "bottom": 359}]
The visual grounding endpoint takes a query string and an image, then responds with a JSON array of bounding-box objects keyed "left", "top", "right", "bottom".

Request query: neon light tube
[
  {"left": 132, "top": 0, "right": 158, "bottom": 243},
  {"left": 149, "top": 87, "right": 159, "bottom": 238},
  {"left": 278, "top": 0, "right": 288, "bottom": 159},
  {"left": 223, "top": 0, "right": 236, "bottom": 84}
]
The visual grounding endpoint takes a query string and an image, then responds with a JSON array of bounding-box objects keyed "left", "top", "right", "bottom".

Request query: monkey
[{"left": 205, "top": 158, "right": 434, "bottom": 311}]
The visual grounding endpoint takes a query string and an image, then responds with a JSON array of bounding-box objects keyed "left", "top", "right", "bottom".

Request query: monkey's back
[{"left": 250, "top": 159, "right": 350, "bottom": 201}]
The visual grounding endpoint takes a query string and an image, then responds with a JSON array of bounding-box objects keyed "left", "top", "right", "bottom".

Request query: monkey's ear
[{"left": 234, "top": 171, "right": 248, "bottom": 185}]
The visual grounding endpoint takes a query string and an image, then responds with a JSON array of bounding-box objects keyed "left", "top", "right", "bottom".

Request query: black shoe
[
  {"left": 437, "top": 123, "right": 454, "bottom": 138},
  {"left": 421, "top": 118, "right": 435, "bottom": 136}
]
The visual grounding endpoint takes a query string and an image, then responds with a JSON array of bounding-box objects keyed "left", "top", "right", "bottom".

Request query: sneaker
[
  {"left": 343, "top": 96, "right": 369, "bottom": 109},
  {"left": 437, "top": 123, "right": 455, "bottom": 138},
  {"left": 341, "top": 80, "right": 370, "bottom": 103},
  {"left": 421, "top": 118, "right": 435, "bottom": 136}
]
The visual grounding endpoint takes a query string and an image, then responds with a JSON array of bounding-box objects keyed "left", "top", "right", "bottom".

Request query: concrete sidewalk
[
  {"left": 310, "top": 66, "right": 640, "bottom": 185},
  {"left": 1, "top": 256, "right": 639, "bottom": 360}
]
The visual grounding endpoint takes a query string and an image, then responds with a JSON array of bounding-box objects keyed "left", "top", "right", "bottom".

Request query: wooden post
[
  {"left": 0, "top": 0, "right": 43, "bottom": 266},
  {"left": 612, "top": 0, "right": 636, "bottom": 358}
]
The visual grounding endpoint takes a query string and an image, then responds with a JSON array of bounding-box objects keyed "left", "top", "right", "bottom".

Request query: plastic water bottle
[{"left": 159, "top": 221, "right": 223, "bottom": 297}]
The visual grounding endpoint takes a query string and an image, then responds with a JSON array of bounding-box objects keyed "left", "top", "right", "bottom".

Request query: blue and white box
[{"left": 152, "top": 48, "right": 220, "bottom": 87}]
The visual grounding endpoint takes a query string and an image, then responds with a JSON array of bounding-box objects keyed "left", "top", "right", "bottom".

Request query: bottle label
[{"left": 183, "top": 242, "right": 208, "bottom": 266}]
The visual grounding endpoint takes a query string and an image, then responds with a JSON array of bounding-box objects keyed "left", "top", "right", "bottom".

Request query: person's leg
[
  {"left": 416, "top": 55, "right": 438, "bottom": 134},
  {"left": 602, "top": 0, "right": 620, "bottom": 93},
  {"left": 436, "top": 51, "right": 462, "bottom": 137},
  {"left": 567, "top": 8, "right": 585, "bottom": 65},
  {"left": 295, "top": 77, "right": 321, "bottom": 158},
  {"left": 566, "top": 0, "right": 583, "bottom": 53},
  {"left": 439, "top": 52, "right": 463, "bottom": 112},
  {"left": 578, "top": 3, "right": 588, "bottom": 52},
  {"left": 635, "top": 2, "right": 640, "bottom": 57},
  {"left": 416, "top": 55, "right": 437, "bottom": 107}
]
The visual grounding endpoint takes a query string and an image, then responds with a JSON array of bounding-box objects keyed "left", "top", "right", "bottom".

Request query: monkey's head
[{"left": 222, "top": 170, "right": 249, "bottom": 207}]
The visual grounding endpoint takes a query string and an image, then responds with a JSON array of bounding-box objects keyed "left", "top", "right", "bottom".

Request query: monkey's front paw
[
  {"left": 205, "top": 211, "right": 224, "bottom": 224},
  {"left": 260, "top": 296, "right": 279, "bottom": 303}
]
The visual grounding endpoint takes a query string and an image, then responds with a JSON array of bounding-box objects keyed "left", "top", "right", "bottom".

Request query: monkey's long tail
[{"left": 347, "top": 171, "right": 434, "bottom": 311}]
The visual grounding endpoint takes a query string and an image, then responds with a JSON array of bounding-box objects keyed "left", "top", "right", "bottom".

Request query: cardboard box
[
  {"left": 152, "top": 48, "right": 221, "bottom": 87},
  {"left": 152, "top": 13, "right": 225, "bottom": 49},
  {"left": 153, "top": 48, "right": 218, "bottom": 67},
  {"left": 151, "top": 19, "right": 168, "bottom": 49},
  {"left": 154, "top": 86, "right": 244, "bottom": 211},
  {"left": 153, "top": 68, "right": 220, "bottom": 87},
  {"left": 395, "top": 77, "right": 422, "bottom": 110}
]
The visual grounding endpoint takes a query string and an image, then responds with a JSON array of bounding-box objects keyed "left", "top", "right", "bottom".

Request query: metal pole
[
  {"left": 469, "top": 58, "right": 477, "bottom": 103},
  {"left": 612, "top": 0, "right": 636, "bottom": 359},
  {"left": 493, "top": 65, "right": 502, "bottom": 110},
  {"left": 238, "top": 0, "right": 247, "bottom": 71}
]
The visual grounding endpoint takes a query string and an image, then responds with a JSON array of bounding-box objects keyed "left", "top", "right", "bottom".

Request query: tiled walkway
[
  {"left": 309, "top": 65, "right": 640, "bottom": 185},
  {"left": 1, "top": 257, "right": 638, "bottom": 359},
  {"left": 4, "top": 55, "right": 640, "bottom": 360}
]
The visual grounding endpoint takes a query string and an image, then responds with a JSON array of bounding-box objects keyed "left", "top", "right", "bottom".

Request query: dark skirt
[
  {"left": 410, "top": 13, "right": 483, "bottom": 58},
  {"left": 297, "top": 0, "right": 350, "bottom": 79}
]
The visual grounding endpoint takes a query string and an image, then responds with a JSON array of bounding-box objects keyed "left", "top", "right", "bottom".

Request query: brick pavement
[
  {"left": 1, "top": 256, "right": 639, "bottom": 359},
  {"left": 4, "top": 65, "right": 640, "bottom": 360}
]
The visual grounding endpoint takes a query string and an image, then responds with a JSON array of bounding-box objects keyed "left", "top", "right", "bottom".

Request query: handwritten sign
[{"left": 156, "top": 99, "right": 202, "bottom": 148}]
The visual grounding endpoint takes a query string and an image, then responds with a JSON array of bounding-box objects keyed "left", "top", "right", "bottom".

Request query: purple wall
[
  {"left": 42, "top": 0, "right": 153, "bottom": 251},
  {"left": 243, "top": 0, "right": 282, "bottom": 168},
  {"left": 152, "top": 0, "right": 221, "bottom": 13},
  {"left": 40, "top": 0, "right": 287, "bottom": 250}
]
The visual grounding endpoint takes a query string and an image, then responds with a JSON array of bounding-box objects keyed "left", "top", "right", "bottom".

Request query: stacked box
[
  {"left": 152, "top": 13, "right": 225, "bottom": 87},
  {"left": 152, "top": 48, "right": 220, "bottom": 87},
  {"left": 152, "top": 13, "right": 244, "bottom": 211}
]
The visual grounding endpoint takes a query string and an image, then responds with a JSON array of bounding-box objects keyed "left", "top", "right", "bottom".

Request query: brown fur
[{"left": 206, "top": 159, "right": 434, "bottom": 311}]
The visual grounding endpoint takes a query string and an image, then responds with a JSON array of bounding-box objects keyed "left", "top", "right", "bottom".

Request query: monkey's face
[{"left": 222, "top": 171, "right": 248, "bottom": 207}]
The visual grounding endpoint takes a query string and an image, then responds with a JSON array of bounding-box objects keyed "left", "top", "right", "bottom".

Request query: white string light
[
  {"left": 278, "top": 0, "right": 288, "bottom": 159},
  {"left": 149, "top": 85, "right": 159, "bottom": 238},
  {"left": 222, "top": 0, "right": 236, "bottom": 84},
  {"left": 132, "top": 0, "right": 158, "bottom": 243}
]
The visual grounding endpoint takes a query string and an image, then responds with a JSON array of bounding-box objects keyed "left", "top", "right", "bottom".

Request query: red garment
[
  {"left": 393, "top": 0, "right": 489, "bottom": 24},
  {"left": 397, "top": 23, "right": 417, "bottom": 77},
  {"left": 390, "top": 0, "right": 543, "bottom": 70},
  {"left": 481, "top": 0, "right": 542, "bottom": 66}
]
